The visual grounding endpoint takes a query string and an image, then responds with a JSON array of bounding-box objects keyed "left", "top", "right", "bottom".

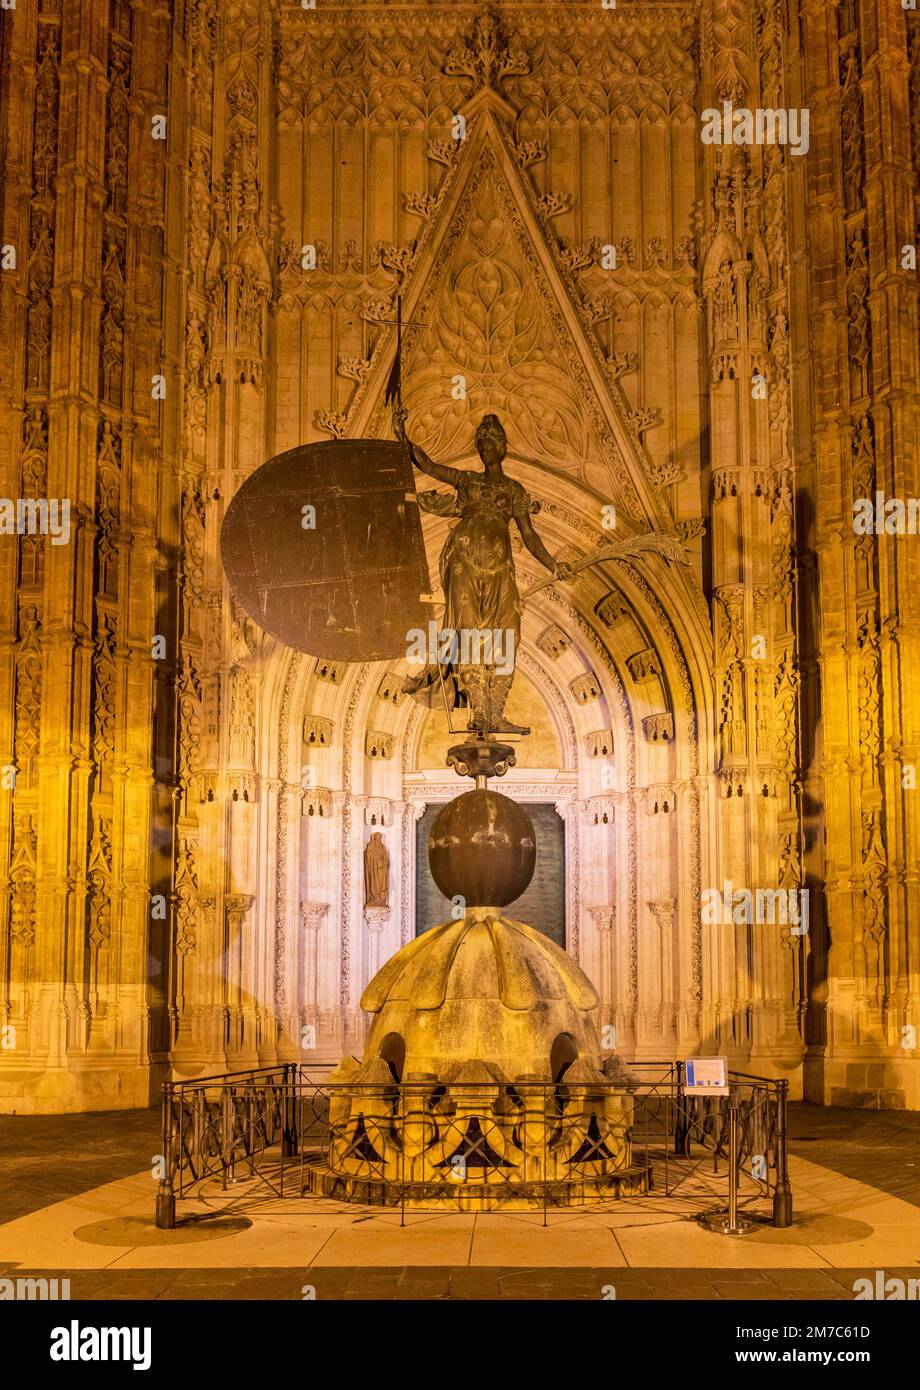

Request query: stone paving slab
[
  {"left": 789, "top": 1103, "right": 920, "bottom": 1207},
  {"left": 0, "top": 1108, "right": 161, "bottom": 1223},
  {"left": 2, "top": 1263, "right": 918, "bottom": 1300}
]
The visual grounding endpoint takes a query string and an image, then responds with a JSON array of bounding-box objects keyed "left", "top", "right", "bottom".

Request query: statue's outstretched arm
[
  {"left": 394, "top": 405, "right": 461, "bottom": 486},
  {"left": 407, "top": 440, "right": 462, "bottom": 487},
  {"left": 514, "top": 512, "right": 571, "bottom": 578}
]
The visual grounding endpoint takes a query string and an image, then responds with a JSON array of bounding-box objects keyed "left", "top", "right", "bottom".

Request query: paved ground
[
  {"left": 0, "top": 1263, "right": 912, "bottom": 1299},
  {"left": 787, "top": 1103, "right": 920, "bottom": 1207},
  {"left": 1, "top": 1102, "right": 919, "bottom": 1299},
  {"left": 0, "top": 1107, "right": 160, "bottom": 1225},
  {"left": 3, "top": 1102, "right": 919, "bottom": 1222}
]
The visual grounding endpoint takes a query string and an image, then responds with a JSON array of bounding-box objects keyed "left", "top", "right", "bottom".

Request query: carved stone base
[{"left": 303, "top": 1157, "right": 654, "bottom": 1208}]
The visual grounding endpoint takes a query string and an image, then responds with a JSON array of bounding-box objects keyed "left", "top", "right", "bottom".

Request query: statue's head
[{"left": 474, "top": 413, "right": 507, "bottom": 467}]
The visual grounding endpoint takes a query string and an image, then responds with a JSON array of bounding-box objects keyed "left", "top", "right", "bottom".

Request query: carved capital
[
  {"left": 225, "top": 893, "right": 254, "bottom": 932},
  {"left": 536, "top": 624, "right": 571, "bottom": 660},
  {"left": 587, "top": 729, "right": 615, "bottom": 758},
  {"left": 588, "top": 906, "right": 616, "bottom": 932},
  {"left": 648, "top": 897, "right": 677, "bottom": 931},
  {"left": 300, "top": 902, "right": 329, "bottom": 931}
]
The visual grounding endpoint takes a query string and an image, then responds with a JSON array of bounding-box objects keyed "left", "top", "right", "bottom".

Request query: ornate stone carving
[
  {"left": 648, "top": 898, "right": 677, "bottom": 932},
  {"left": 642, "top": 713, "right": 675, "bottom": 744},
  {"left": 302, "top": 788, "right": 334, "bottom": 819},
  {"left": 314, "top": 658, "right": 346, "bottom": 684},
  {"left": 174, "top": 837, "right": 200, "bottom": 956},
  {"left": 588, "top": 798, "right": 617, "bottom": 827},
  {"left": 377, "top": 673, "right": 405, "bottom": 706},
  {"left": 300, "top": 902, "right": 328, "bottom": 931},
  {"left": 9, "top": 813, "right": 38, "bottom": 948},
  {"left": 303, "top": 716, "right": 333, "bottom": 748},
  {"left": 365, "top": 731, "right": 395, "bottom": 760},
  {"left": 626, "top": 649, "right": 662, "bottom": 683},
  {"left": 443, "top": 6, "right": 530, "bottom": 90},
  {"left": 588, "top": 907, "right": 616, "bottom": 933},
  {"left": 364, "top": 799, "right": 391, "bottom": 827},
  {"left": 676, "top": 518, "right": 706, "bottom": 542},
  {"left": 536, "top": 625, "right": 571, "bottom": 660},
  {"left": 363, "top": 906, "right": 389, "bottom": 933},
  {"left": 595, "top": 593, "right": 630, "bottom": 627},
  {"left": 225, "top": 894, "right": 255, "bottom": 935},
  {"left": 642, "top": 785, "right": 677, "bottom": 815},
  {"left": 86, "top": 817, "right": 114, "bottom": 950},
  {"left": 569, "top": 673, "right": 600, "bottom": 704},
  {"left": 587, "top": 730, "right": 615, "bottom": 759}
]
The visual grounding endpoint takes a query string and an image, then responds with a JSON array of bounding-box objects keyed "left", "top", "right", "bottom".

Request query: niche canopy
[{"left": 220, "top": 439, "right": 434, "bottom": 662}]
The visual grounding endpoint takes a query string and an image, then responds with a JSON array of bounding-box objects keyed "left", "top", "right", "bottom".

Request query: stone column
[
  {"left": 587, "top": 906, "right": 616, "bottom": 1050},
  {"left": 364, "top": 907, "right": 390, "bottom": 990},
  {"left": 298, "top": 901, "right": 328, "bottom": 1063}
]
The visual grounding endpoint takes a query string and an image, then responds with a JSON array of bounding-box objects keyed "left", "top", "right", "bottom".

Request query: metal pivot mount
[{"left": 446, "top": 738, "right": 516, "bottom": 790}]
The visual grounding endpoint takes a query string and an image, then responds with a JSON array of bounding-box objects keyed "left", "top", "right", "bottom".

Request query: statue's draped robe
[{"left": 406, "top": 473, "right": 529, "bottom": 709}]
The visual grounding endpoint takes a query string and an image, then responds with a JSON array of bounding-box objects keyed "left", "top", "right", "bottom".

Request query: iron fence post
[
  {"left": 542, "top": 1082, "right": 548, "bottom": 1228},
  {"left": 400, "top": 1082, "right": 406, "bottom": 1228},
  {"left": 282, "top": 1062, "right": 297, "bottom": 1157},
  {"left": 155, "top": 1081, "right": 176, "bottom": 1229},
  {"left": 727, "top": 1092, "right": 739, "bottom": 1231},
  {"left": 222, "top": 1086, "right": 232, "bottom": 1189},
  {"left": 772, "top": 1078, "right": 793, "bottom": 1227},
  {"left": 674, "top": 1059, "right": 690, "bottom": 1156}
]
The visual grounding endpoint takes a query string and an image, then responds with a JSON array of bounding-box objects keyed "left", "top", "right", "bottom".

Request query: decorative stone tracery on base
[{"left": 308, "top": 907, "right": 646, "bottom": 1207}]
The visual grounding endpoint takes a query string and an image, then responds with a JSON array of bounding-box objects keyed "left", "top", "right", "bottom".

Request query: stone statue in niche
[{"left": 364, "top": 831, "right": 389, "bottom": 908}]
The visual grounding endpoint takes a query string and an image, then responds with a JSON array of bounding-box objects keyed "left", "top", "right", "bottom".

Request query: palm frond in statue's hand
[{"left": 520, "top": 530, "right": 689, "bottom": 602}]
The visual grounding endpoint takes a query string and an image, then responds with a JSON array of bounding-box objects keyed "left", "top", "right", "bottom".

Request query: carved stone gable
[{"left": 347, "top": 109, "right": 668, "bottom": 533}]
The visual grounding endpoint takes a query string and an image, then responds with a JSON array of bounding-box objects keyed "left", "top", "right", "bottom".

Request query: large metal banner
[{"left": 220, "top": 439, "right": 434, "bottom": 662}]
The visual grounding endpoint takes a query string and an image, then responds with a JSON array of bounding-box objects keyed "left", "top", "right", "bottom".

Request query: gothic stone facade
[{"left": 0, "top": 0, "right": 918, "bottom": 1112}]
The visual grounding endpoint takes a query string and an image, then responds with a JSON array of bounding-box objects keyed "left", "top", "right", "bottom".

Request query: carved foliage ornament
[{"left": 443, "top": 7, "right": 531, "bottom": 91}]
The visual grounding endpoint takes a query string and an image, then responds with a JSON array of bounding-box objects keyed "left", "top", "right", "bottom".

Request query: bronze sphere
[{"left": 428, "top": 789, "right": 536, "bottom": 907}]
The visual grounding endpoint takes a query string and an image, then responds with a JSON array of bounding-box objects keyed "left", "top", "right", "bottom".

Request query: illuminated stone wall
[{"left": 0, "top": 0, "right": 917, "bottom": 1112}]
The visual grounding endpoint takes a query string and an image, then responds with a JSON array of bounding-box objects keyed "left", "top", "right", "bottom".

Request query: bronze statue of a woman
[{"left": 395, "top": 408, "right": 571, "bottom": 736}]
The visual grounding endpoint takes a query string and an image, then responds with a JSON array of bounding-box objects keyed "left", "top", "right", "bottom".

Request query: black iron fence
[{"left": 154, "top": 1061, "right": 792, "bottom": 1230}]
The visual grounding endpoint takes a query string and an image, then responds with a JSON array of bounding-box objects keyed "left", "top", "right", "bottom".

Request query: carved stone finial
[{"left": 443, "top": 6, "right": 530, "bottom": 91}]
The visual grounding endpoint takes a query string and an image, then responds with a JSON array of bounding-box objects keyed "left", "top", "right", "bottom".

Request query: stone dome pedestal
[{"left": 306, "top": 907, "right": 652, "bottom": 1208}]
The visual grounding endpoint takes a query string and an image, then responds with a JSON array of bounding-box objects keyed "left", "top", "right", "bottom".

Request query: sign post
[{"left": 687, "top": 1057, "right": 756, "bottom": 1236}]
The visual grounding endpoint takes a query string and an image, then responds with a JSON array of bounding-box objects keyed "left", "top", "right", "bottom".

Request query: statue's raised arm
[{"left": 394, "top": 405, "right": 463, "bottom": 488}]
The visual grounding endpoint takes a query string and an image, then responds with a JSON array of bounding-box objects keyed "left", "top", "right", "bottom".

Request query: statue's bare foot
[{"left": 491, "top": 718, "right": 531, "bottom": 737}]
